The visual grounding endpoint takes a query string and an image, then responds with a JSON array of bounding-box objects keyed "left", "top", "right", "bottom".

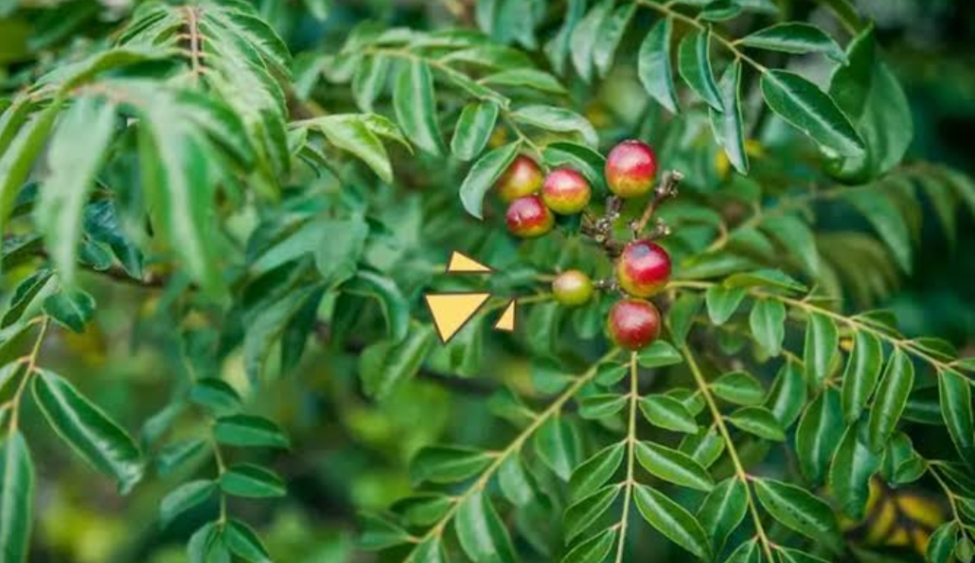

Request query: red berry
[
  {"left": 496, "top": 155, "right": 544, "bottom": 203},
  {"left": 617, "top": 239, "right": 671, "bottom": 298},
  {"left": 541, "top": 168, "right": 591, "bottom": 215},
  {"left": 506, "top": 195, "right": 554, "bottom": 238},
  {"left": 605, "top": 140, "right": 658, "bottom": 198},
  {"left": 607, "top": 299, "right": 662, "bottom": 350},
  {"left": 552, "top": 270, "right": 594, "bottom": 306}
]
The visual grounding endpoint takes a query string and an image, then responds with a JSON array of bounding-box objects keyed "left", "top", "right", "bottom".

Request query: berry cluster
[{"left": 496, "top": 140, "right": 681, "bottom": 351}]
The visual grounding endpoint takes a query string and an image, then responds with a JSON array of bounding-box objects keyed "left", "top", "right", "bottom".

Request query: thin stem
[
  {"left": 668, "top": 280, "right": 966, "bottom": 382},
  {"left": 928, "top": 463, "right": 963, "bottom": 527},
  {"left": 634, "top": 0, "right": 768, "bottom": 73},
  {"left": 8, "top": 318, "right": 50, "bottom": 433},
  {"left": 405, "top": 349, "right": 621, "bottom": 559},
  {"left": 682, "top": 345, "right": 776, "bottom": 561},
  {"left": 613, "top": 352, "right": 640, "bottom": 562}
]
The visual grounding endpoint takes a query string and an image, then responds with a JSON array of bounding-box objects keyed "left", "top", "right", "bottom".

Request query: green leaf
[
  {"left": 749, "top": 298, "right": 786, "bottom": 357},
  {"left": 841, "top": 331, "right": 884, "bottom": 422},
  {"left": 724, "top": 539, "right": 761, "bottom": 563},
  {"left": 510, "top": 105, "right": 598, "bottom": 148},
  {"left": 760, "top": 70, "right": 864, "bottom": 157},
  {"left": 459, "top": 142, "right": 520, "bottom": 220},
  {"left": 352, "top": 54, "right": 390, "bottom": 112},
  {"left": 698, "top": 477, "right": 747, "bottom": 553},
  {"left": 407, "top": 537, "right": 446, "bottom": 563},
  {"left": 451, "top": 101, "right": 499, "bottom": 161},
  {"left": 564, "top": 485, "right": 621, "bottom": 541},
  {"left": 32, "top": 369, "right": 143, "bottom": 493},
  {"left": 636, "top": 441, "right": 714, "bottom": 491},
  {"left": 637, "top": 340, "right": 683, "bottom": 368},
  {"left": 221, "top": 464, "right": 286, "bottom": 498},
  {"left": 224, "top": 519, "right": 271, "bottom": 563},
  {"left": 569, "top": 0, "right": 612, "bottom": 82},
  {"left": 711, "top": 371, "right": 765, "bottom": 406},
  {"left": 0, "top": 100, "right": 62, "bottom": 238},
  {"left": 843, "top": 189, "right": 912, "bottom": 273},
  {"left": 593, "top": 3, "right": 636, "bottom": 77},
  {"left": 638, "top": 18, "right": 679, "bottom": 114},
  {"left": 709, "top": 60, "right": 748, "bottom": 174},
  {"left": 157, "top": 439, "right": 207, "bottom": 476},
  {"left": 534, "top": 416, "right": 579, "bottom": 481},
  {"left": 940, "top": 370, "right": 975, "bottom": 468},
  {"left": 1, "top": 269, "right": 53, "bottom": 328},
  {"left": 828, "top": 422, "right": 882, "bottom": 519},
  {"left": 497, "top": 456, "right": 534, "bottom": 506},
  {"left": 760, "top": 215, "right": 820, "bottom": 277},
  {"left": 341, "top": 271, "right": 409, "bottom": 342},
  {"left": 828, "top": 26, "right": 913, "bottom": 180},
  {"left": 0, "top": 431, "right": 33, "bottom": 563},
  {"left": 768, "top": 361, "right": 808, "bottom": 428},
  {"left": 579, "top": 394, "right": 627, "bottom": 419},
  {"left": 393, "top": 60, "right": 443, "bottom": 156},
  {"left": 189, "top": 378, "right": 242, "bottom": 416},
  {"left": 455, "top": 490, "right": 517, "bottom": 563},
  {"left": 705, "top": 285, "right": 746, "bottom": 325},
  {"left": 727, "top": 406, "right": 785, "bottom": 441},
  {"left": 307, "top": 114, "right": 395, "bottom": 183},
  {"left": 640, "top": 395, "right": 699, "bottom": 433},
  {"left": 359, "top": 324, "right": 436, "bottom": 399},
  {"left": 562, "top": 528, "right": 617, "bottom": 563},
  {"left": 668, "top": 293, "right": 703, "bottom": 348},
  {"left": 753, "top": 478, "right": 840, "bottom": 545},
  {"left": 42, "top": 289, "right": 95, "bottom": 333},
  {"left": 804, "top": 313, "right": 838, "bottom": 385},
  {"left": 796, "top": 389, "right": 844, "bottom": 484},
  {"left": 678, "top": 28, "right": 723, "bottom": 111},
  {"left": 867, "top": 348, "right": 914, "bottom": 450},
  {"left": 35, "top": 95, "right": 116, "bottom": 284},
  {"left": 410, "top": 445, "right": 494, "bottom": 485},
  {"left": 725, "top": 269, "right": 806, "bottom": 293},
  {"left": 213, "top": 415, "right": 289, "bottom": 449},
  {"left": 569, "top": 442, "right": 625, "bottom": 501},
  {"left": 634, "top": 484, "right": 711, "bottom": 559},
  {"left": 482, "top": 68, "right": 567, "bottom": 94},
  {"left": 160, "top": 480, "right": 215, "bottom": 526},
  {"left": 680, "top": 428, "right": 726, "bottom": 468},
  {"left": 740, "top": 23, "right": 846, "bottom": 63},
  {"left": 927, "top": 522, "right": 959, "bottom": 563},
  {"left": 360, "top": 513, "right": 411, "bottom": 550},
  {"left": 187, "top": 521, "right": 227, "bottom": 563}
]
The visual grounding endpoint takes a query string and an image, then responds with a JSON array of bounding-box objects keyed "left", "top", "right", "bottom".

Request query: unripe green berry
[{"left": 552, "top": 270, "right": 594, "bottom": 306}]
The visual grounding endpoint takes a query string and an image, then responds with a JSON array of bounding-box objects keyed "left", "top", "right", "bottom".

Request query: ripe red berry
[
  {"left": 541, "top": 168, "right": 591, "bottom": 215},
  {"left": 605, "top": 140, "right": 658, "bottom": 198},
  {"left": 617, "top": 239, "right": 671, "bottom": 298},
  {"left": 552, "top": 270, "right": 594, "bottom": 306},
  {"left": 496, "top": 155, "right": 544, "bottom": 203},
  {"left": 506, "top": 195, "right": 554, "bottom": 238},
  {"left": 607, "top": 299, "right": 662, "bottom": 350}
]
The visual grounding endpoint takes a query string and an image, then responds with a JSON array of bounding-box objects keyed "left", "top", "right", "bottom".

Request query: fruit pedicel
[{"left": 495, "top": 140, "right": 681, "bottom": 350}]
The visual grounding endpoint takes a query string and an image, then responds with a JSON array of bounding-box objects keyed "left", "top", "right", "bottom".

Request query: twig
[{"left": 631, "top": 170, "right": 683, "bottom": 238}]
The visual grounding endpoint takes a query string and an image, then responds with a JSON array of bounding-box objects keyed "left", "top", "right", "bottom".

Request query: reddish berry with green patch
[
  {"left": 541, "top": 168, "right": 591, "bottom": 215},
  {"left": 506, "top": 195, "right": 554, "bottom": 238},
  {"left": 607, "top": 299, "right": 662, "bottom": 350},
  {"left": 605, "top": 140, "right": 658, "bottom": 198},
  {"left": 617, "top": 239, "right": 671, "bottom": 298},
  {"left": 496, "top": 155, "right": 544, "bottom": 203}
]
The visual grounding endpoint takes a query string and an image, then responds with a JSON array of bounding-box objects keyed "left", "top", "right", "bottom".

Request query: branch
[{"left": 613, "top": 352, "right": 640, "bottom": 562}]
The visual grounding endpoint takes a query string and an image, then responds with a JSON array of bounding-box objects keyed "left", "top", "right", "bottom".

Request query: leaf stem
[
  {"left": 613, "top": 352, "right": 640, "bottom": 562},
  {"left": 681, "top": 345, "right": 776, "bottom": 561},
  {"left": 404, "top": 348, "right": 621, "bottom": 560},
  {"left": 8, "top": 317, "right": 50, "bottom": 434}
]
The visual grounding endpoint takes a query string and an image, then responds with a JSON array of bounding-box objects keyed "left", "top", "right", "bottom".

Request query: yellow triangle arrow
[
  {"left": 446, "top": 251, "right": 492, "bottom": 273},
  {"left": 425, "top": 293, "right": 491, "bottom": 343},
  {"left": 494, "top": 300, "right": 516, "bottom": 332}
]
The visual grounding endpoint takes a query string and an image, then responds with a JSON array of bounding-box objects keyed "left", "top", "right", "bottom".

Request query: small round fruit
[
  {"left": 605, "top": 140, "right": 658, "bottom": 198},
  {"left": 617, "top": 239, "right": 671, "bottom": 298},
  {"left": 496, "top": 155, "right": 544, "bottom": 202},
  {"left": 541, "top": 168, "right": 591, "bottom": 215},
  {"left": 552, "top": 270, "right": 594, "bottom": 306},
  {"left": 607, "top": 299, "right": 662, "bottom": 350},
  {"left": 506, "top": 195, "right": 554, "bottom": 238}
]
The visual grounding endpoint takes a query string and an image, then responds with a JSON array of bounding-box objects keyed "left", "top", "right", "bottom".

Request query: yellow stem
[{"left": 8, "top": 318, "right": 50, "bottom": 433}]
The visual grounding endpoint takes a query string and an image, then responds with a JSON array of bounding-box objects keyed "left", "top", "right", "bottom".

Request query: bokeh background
[{"left": 1, "top": 0, "right": 974, "bottom": 561}]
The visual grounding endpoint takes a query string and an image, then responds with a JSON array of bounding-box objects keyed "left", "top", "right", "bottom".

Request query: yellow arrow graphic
[{"left": 424, "top": 293, "right": 491, "bottom": 343}]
